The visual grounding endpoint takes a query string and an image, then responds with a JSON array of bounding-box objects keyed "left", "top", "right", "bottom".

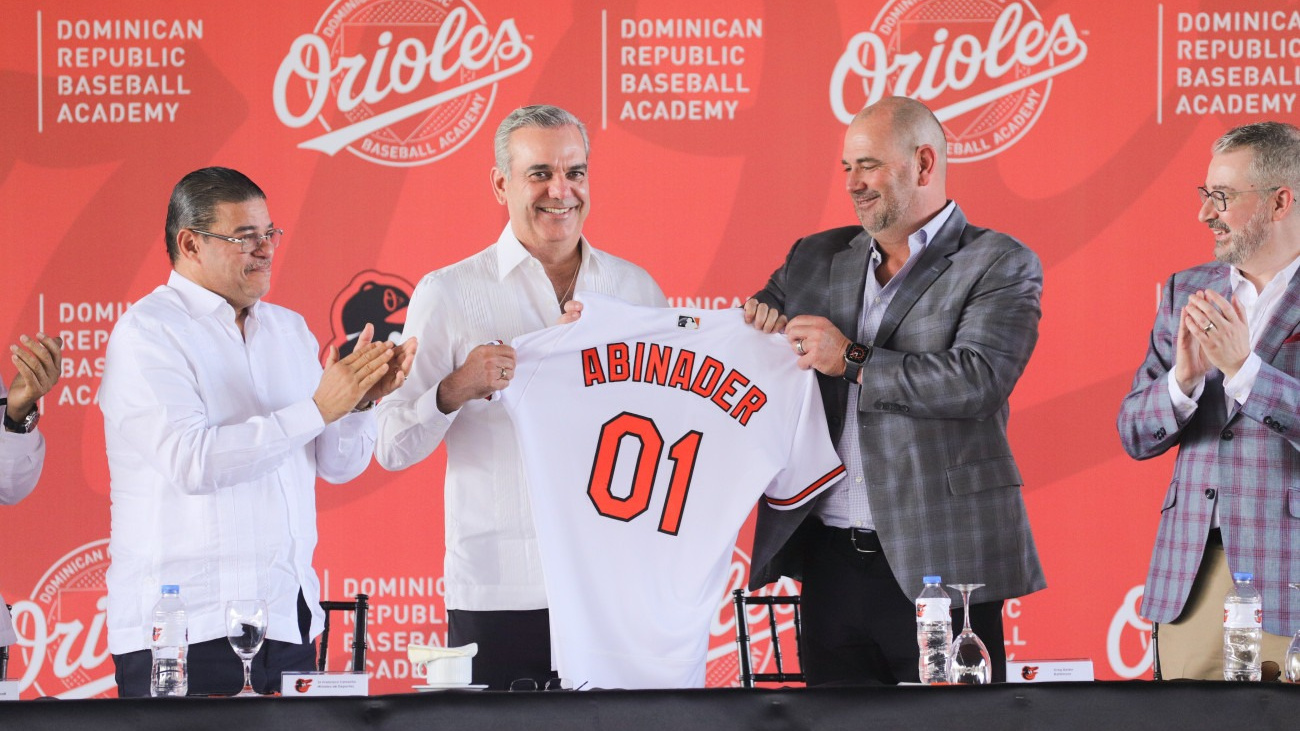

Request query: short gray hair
[
  {"left": 1213, "top": 121, "right": 1300, "bottom": 190},
  {"left": 493, "top": 105, "right": 589, "bottom": 176}
]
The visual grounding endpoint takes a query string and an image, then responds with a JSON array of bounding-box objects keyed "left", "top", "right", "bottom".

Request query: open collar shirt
[
  {"left": 375, "top": 225, "right": 665, "bottom": 611},
  {"left": 816, "top": 202, "right": 956, "bottom": 529},
  {"left": 100, "top": 270, "right": 375, "bottom": 654}
]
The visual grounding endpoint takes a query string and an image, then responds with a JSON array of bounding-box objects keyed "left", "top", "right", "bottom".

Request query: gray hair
[
  {"left": 165, "top": 167, "right": 265, "bottom": 264},
  {"left": 1213, "top": 121, "right": 1300, "bottom": 190},
  {"left": 493, "top": 105, "right": 589, "bottom": 176}
]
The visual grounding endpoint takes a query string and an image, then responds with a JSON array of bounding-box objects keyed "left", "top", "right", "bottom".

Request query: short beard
[{"left": 1214, "top": 204, "right": 1271, "bottom": 267}]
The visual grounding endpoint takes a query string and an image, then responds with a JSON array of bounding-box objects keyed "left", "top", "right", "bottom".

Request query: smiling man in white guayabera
[{"left": 376, "top": 104, "right": 665, "bottom": 690}]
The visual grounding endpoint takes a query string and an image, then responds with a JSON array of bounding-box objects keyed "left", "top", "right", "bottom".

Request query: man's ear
[
  {"left": 490, "top": 167, "right": 508, "bottom": 205},
  {"left": 915, "top": 145, "right": 938, "bottom": 187}
]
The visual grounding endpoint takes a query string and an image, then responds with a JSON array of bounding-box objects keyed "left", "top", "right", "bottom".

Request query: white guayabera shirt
[{"left": 99, "top": 271, "right": 376, "bottom": 654}]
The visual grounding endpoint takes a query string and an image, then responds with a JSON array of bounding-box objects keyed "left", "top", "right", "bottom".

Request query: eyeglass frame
[
  {"left": 1196, "top": 186, "right": 1280, "bottom": 213},
  {"left": 190, "top": 227, "right": 285, "bottom": 253}
]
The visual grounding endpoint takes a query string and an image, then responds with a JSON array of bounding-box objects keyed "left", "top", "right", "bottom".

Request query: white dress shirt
[
  {"left": 100, "top": 270, "right": 376, "bottom": 655},
  {"left": 375, "top": 225, "right": 665, "bottom": 611},
  {"left": 1, "top": 381, "right": 45, "bottom": 646}
]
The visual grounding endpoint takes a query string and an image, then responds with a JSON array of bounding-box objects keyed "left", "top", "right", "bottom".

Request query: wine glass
[
  {"left": 225, "top": 599, "right": 268, "bottom": 697},
  {"left": 946, "top": 583, "right": 992, "bottom": 684},
  {"left": 1286, "top": 583, "right": 1300, "bottom": 683}
]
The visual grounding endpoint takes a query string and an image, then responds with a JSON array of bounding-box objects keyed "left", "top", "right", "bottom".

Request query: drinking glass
[
  {"left": 225, "top": 599, "right": 268, "bottom": 697},
  {"left": 946, "top": 583, "right": 991, "bottom": 685},
  {"left": 1286, "top": 583, "right": 1300, "bottom": 683}
]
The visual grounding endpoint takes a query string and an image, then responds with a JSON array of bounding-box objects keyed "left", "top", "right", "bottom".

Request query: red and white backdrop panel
[{"left": 1, "top": 0, "right": 1294, "bottom": 697}]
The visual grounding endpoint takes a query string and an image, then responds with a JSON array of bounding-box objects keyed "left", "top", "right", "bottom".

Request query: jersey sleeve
[{"left": 761, "top": 369, "right": 845, "bottom": 510}]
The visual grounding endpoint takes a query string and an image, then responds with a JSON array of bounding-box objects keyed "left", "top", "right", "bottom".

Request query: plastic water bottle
[
  {"left": 916, "top": 575, "right": 952, "bottom": 684},
  {"left": 150, "top": 585, "right": 189, "bottom": 697},
  {"left": 1223, "top": 571, "right": 1262, "bottom": 681}
]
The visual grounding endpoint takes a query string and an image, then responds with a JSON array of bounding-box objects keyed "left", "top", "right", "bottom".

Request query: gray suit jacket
[{"left": 748, "top": 205, "right": 1047, "bottom": 604}]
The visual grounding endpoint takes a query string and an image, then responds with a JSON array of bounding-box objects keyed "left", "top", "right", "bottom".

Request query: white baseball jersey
[{"left": 501, "top": 291, "right": 845, "bottom": 689}]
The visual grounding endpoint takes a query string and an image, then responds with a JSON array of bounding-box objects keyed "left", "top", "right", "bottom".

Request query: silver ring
[
  {"left": 1204, "top": 322, "right": 1216, "bottom": 333},
  {"left": 795, "top": 339, "right": 806, "bottom": 355}
]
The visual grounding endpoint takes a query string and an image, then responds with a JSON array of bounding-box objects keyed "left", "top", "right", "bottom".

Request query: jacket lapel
[
  {"left": 874, "top": 206, "right": 962, "bottom": 345},
  {"left": 829, "top": 231, "right": 873, "bottom": 339}
]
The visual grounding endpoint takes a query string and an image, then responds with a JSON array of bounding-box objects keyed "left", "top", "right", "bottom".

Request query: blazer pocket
[
  {"left": 946, "top": 456, "right": 1023, "bottom": 496},
  {"left": 1161, "top": 480, "right": 1178, "bottom": 513}
]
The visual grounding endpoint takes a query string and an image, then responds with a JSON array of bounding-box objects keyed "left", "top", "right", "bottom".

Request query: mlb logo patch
[{"left": 677, "top": 315, "right": 701, "bottom": 329}]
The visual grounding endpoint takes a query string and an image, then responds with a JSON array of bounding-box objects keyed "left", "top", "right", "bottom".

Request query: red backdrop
[{"left": 3, "top": 0, "right": 1294, "bottom": 696}]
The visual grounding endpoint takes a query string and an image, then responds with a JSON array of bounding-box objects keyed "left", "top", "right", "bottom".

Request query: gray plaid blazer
[
  {"left": 748, "top": 205, "right": 1047, "bottom": 605},
  {"left": 1118, "top": 261, "right": 1300, "bottom": 636}
]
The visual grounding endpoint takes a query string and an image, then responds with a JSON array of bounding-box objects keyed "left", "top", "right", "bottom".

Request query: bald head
[
  {"left": 854, "top": 96, "right": 948, "bottom": 173},
  {"left": 842, "top": 97, "right": 949, "bottom": 246}
]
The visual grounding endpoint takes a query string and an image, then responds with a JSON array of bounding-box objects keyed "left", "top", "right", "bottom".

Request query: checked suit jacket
[
  {"left": 1118, "top": 261, "right": 1300, "bottom": 636},
  {"left": 748, "top": 205, "right": 1047, "bottom": 605}
]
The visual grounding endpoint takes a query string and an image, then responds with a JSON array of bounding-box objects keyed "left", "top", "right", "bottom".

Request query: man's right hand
[
  {"left": 1173, "top": 305, "right": 1209, "bottom": 396},
  {"left": 743, "top": 298, "right": 787, "bottom": 334},
  {"left": 314, "top": 340, "right": 396, "bottom": 423},
  {"left": 435, "top": 343, "right": 517, "bottom": 414}
]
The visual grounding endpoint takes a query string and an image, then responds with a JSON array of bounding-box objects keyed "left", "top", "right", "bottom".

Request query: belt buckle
[{"left": 850, "top": 529, "right": 877, "bottom": 554}]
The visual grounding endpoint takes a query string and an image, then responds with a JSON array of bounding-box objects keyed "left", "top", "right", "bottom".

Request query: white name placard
[
  {"left": 1006, "top": 659, "right": 1095, "bottom": 683},
  {"left": 281, "top": 671, "right": 369, "bottom": 696}
]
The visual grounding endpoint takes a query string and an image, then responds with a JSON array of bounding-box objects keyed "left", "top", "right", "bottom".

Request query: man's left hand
[
  {"left": 784, "top": 315, "right": 852, "bottom": 377},
  {"left": 8, "top": 333, "right": 63, "bottom": 421},
  {"left": 1186, "top": 290, "right": 1250, "bottom": 379}
]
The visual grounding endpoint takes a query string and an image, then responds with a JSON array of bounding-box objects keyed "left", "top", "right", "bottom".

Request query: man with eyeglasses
[
  {"left": 1119, "top": 121, "right": 1300, "bottom": 679},
  {"left": 100, "top": 166, "right": 416, "bottom": 696}
]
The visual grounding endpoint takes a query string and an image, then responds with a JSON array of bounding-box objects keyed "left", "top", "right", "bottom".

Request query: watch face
[{"left": 846, "top": 344, "right": 869, "bottom": 364}]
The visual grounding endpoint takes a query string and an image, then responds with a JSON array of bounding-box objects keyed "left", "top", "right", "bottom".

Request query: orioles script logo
[
  {"left": 273, "top": 0, "right": 532, "bottom": 166},
  {"left": 10, "top": 539, "right": 114, "bottom": 698},
  {"left": 829, "top": 0, "right": 1088, "bottom": 162}
]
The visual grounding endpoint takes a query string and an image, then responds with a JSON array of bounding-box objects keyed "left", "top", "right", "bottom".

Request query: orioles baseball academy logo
[
  {"left": 8, "top": 539, "right": 114, "bottom": 698},
  {"left": 829, "top": 0, "right": 1088, "bottom": 162},
  {"left": 323, "top": 270, "right": 414, "bottom": 360},
  {"left": 273, "top": 0, "right": 533, "bottom": 167},
  {"left": 295, "top": 678, "right": 315, "bottom": 693},
  {"left": 1021, "top": 665, "right": 1039, "bottom": 680}
]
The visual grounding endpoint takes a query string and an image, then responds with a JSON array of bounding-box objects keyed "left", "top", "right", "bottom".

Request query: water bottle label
[
  {"left": 154, "top": 647, "right": 181, "bottom": 660},
  {"left": 916, "top": 597, "right": 951, "bottom": 623},
  {"left": 1223, "top": 602, "right": 1262, "bottom": 629}
]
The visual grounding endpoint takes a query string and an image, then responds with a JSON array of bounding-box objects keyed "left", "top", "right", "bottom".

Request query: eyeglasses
[
  {"left": 1196, "top": 186, "right": 1279, "bottom": 213},
  {"left": 191, "top": 227, "right": 285, "bottom": 253},
  {"left": 508, "top": 677, "right": 584, "bottom": 691}
]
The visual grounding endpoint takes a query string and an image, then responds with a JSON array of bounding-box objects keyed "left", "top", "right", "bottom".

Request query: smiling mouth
[{"left": 540, "top": 206, "right": 573, "bottom": 215}]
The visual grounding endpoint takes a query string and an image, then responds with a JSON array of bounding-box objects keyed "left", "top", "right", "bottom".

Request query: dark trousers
[
  {"left": 800, "top": 522, "right": 1007, "bottom": 685},
  {"left": 447, "top": 608, "right": 551, "bottom": 690},
  {"left": 113, "top": 591, "right": 316, "bottom": 697}
]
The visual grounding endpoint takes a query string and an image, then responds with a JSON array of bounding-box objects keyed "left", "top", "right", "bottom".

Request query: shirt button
[
  {"left": 1221, "top": 429, "right": 1234, "bottom": 441},
  {"left": 1205, "top": 488, "right": 1217, "bottom": 500},
  {"left": 855, "top": 476, "right": 864, "bottom": 483}
]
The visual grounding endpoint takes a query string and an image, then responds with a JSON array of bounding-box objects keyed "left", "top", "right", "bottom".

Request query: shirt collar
[
  {"left": 493, "top": 224, "right": 593, "bottom": 281},
  {"left": 1228, "top": 253, "right": 1300, "bottom": 296},
  {"left": 167, "top": 269, "right": 258, "bottom": 324},
  {"left": 870, "top": 200, "right": 956, "bottom": 263}
]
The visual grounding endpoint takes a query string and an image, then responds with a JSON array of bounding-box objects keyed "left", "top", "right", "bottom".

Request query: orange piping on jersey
[{"left": 765, "top": 464, "right": 846, "bottom": 507}]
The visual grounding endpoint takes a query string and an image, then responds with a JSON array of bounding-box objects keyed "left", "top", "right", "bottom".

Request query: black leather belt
[{"left": 819, "top": 524, "right": 882, "bottom": 554}]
